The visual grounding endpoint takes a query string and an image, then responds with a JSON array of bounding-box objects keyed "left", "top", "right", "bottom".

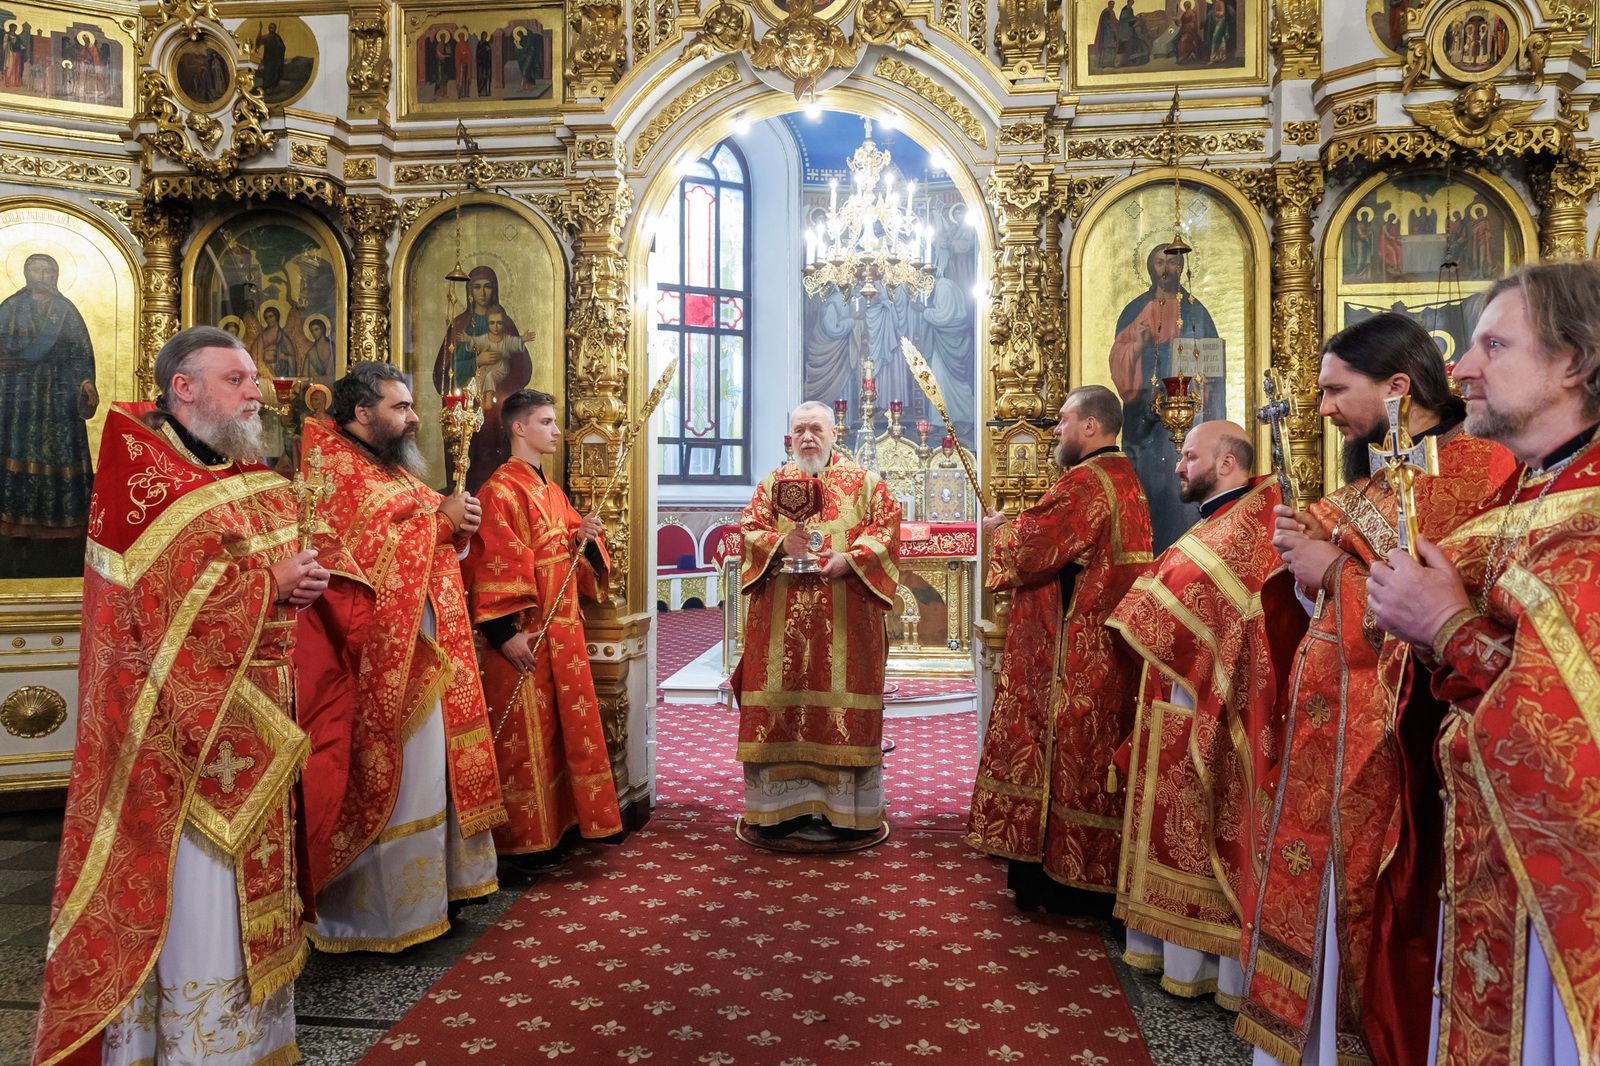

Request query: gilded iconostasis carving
[{"left": 1, "top": 0, "right": 1598, "bottom": 794}]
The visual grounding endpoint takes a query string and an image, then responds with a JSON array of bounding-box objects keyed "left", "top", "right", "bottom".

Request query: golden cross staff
[
  {"left": 899, "top": 337, "right": 992, "bottom": 514},
  {"left": 1370, "top": 394, "right": 1438, "bottom": 560},
  {"left": 494, "top": 358, "right": 680, "bottom": 741},
  {"left": 1255, "top": 369, "right": 1301, "bottom": 509},
  {"left": 290, "top": 445, "right": 331, "bottom": 553}
]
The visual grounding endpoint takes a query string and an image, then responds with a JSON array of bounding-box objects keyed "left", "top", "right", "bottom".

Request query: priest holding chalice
[{"left": 730, "top": 400, "right": 902, "bottom": 845}]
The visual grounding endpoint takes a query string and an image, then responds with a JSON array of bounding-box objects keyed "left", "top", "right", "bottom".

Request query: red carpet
[
  {"left": 361, "top": 608, "right": 1153, "bottom": 1064},
  {"left": 364, "top": 824, "right": 1152, "bottom": 1065}
]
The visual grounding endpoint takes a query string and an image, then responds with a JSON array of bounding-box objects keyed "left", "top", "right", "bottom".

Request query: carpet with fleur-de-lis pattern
[{"left": 360, "top": 687, "right": 1154, "bottom": 1066}]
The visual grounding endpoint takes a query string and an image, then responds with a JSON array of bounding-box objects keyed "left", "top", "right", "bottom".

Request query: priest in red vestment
[
  {"left": 1367, "top": 263, "right": 1600, "bottom": 1066},
  {"left": 731, "top": 400, "right": 901, "bottom": 838},
  {"left": 967, "top": 384, "right": 1153, "bottom": 907},
  {"left": 1237, "top": 314, "right": 1514, "bottom": 1066},
  {"left": 293, "top": 360, "right": 506, "bottom": 954},
  {"left": 1108, "top": 420, "right": 1305, "bottom": 1009},
  {"left": 34, "top": 327, "right": 330, "bottom": 1066},
  {"left": 463, "top": 388, "right": 621, "bottom": 870}
]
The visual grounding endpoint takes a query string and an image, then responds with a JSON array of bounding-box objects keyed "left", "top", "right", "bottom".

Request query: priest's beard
[
  {"left": 1464, "top": 396, "right": 1532, "bottom": 446},
  {"left": 795, "top": 450, "right": 831, "bottom": 477},
  {"left": 1054, "top": 439, "right": 1082, "bottom": 468},
  {"left": 1178, "top": 466, "right": 1217, "bottom": 504},
  {"left": 371, "top": 421, "right": 427, "bottom": 477},
  {"left": 1340, "top": 419, "right": 1389, "bottom": 485},
  {"left": 187, "top": 390, "right": 265, "bottom": 463}
]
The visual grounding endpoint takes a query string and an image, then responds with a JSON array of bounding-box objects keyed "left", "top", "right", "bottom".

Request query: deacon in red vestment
[
  {"left": 731, "top": 401, "right": 901, "bottom": 837},
  {"left": 1367, "top": 263, "right": 1600, "bottom": 1066},
  {"left": 34, "top": 328, "right": 330, "bottom": 1066},
  {"left": 293, "top": 361, "right": 506, "bottom": 955},
  {"left": 1238, "top": 314, "right": 1513, "bottom": 1066},
  {"left": 968, "top": 385, "right": 1154, "bottom": 905},
  {"left": 463, "top": 389, "right": 621, "bottom": 868},
  {"left": 1108, "top": 421, "right": 1305, "bottom": 1009}
]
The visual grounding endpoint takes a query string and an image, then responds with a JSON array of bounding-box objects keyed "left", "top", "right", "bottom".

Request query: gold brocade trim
[
  {"left": 448, "top": 724, "right": 491, "bottom": 751},
  {"left": 845, "top": 536, "right": 899, "bottom": 607},
  {"left": 49, "top": 560, "right": 231, "bottom": 955},
  {"left": 1134, "top": 581, "right": 1236, "bottom": 709},
  {"left": 737, "top": 690, "right": 887, "bottom": 710},
  {"left": 87, "top": 471, "right": 291, "bottom": 588},
  {"left": 307, "top": 915, "right": 451, "bottom": 954},
  {"left": 1463, "top": 668, "right": 1590, "bottom": 1048},
  {"left": 973, "top": 772, "right": 1046, "bottom": 800},
  {"left": 737, "top": 741, "right": 883, "bottom": 766},
  {"left": 189, "top": 679, "right": 311, "bottom": 855},
  {"left": 1511, "top": 893, "right": 1528, "bottom": 1061},
  {"left": 1235, "top": 1013, "right": 1304, "bottom": 1066},
  {"left": 249, "top": 1042, "right": 303, "bottom": 1066},
  {"left": 1161, "top": 971, "right": 1220, "bottom": 998},
  {"left": 448, "top": 876, "right": 500, "bottom": 902},
  {"left": 1498, "top": 565, "right": 1600, "bottom": 748},
  {"left": 1122, "top": 901, "right": 1239, "bottom": 958},
  {"left": 964, "top": 835, "right": 1043, "bottom": 863},
  {"left": 1255, "top": 947, "right": 1313, "bottom": 997},
  {"left": 741, "top": 801, "right": 885, "bottom": 830},
  {"left": 1123, "top": 948, "right": 1163, "bottom": 970},
  {"left": 1323, "top": 481, "right": 1397, "bottom": 558},
  {"left": 1215, "top": 988, "right": 1242, "bottom": 1012},
  {"left": 228, "top": 524, "right": 299, "bottom": 560},
  {"left": 1443, "top": 483, "right": 1600, "bottom": 545},
  {"left": 1085, "top": 454, "right": 1155, "bottom": 564},
  {"left": 1049, "top": 806, "right": 1122, "bottom": 830},
  {"left": 247, "top": 936, "right": 308, "bottom": 1007},
  {"left": 375, "top": 809, "right": 447, "bottom": 846},
  {"left": 1180, "top": 536, "right": 1260, "bottom": 617}
]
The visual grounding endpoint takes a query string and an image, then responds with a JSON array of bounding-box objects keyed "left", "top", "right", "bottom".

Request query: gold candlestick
[
  {"left": 291, "top": 445, "right": 331, "bottom": 551},
  {"left": 440, "top": 376, "right": 484, "bottom": 495}
]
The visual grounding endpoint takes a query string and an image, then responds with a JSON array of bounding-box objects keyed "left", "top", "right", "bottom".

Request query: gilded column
[
  {"left": 563, "top": 173, "right": 636, "bottom": 797},
  {"left": 984, "top": 162, "right": 1050, "bottom": 421},
  {"left": 347, "top": 5, "right": 392, "bottom": 122},
  {"left": 343, "top": 195, "right": 399, "bottom": 366},
  {"left": 130, "top": 202, "right": 190, "bottom": 401},
  {"left": 1270, "top": 160, "right": 1324, "bottom": 508},
  {"left": 1038, "top": 181, "right": 1069, "bottom": 415},
  {"left": 1532, "top": 155, "right": 1600, "bottom": 261}
]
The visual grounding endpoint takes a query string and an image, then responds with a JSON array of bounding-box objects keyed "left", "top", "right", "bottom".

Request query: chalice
[{"left": 772, "top": 475, "right": 825, "bottom": 575}]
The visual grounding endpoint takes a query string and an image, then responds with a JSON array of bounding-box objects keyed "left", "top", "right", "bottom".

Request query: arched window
[{"left": 652, "top": 140, "right": 751, "bottom": 483}]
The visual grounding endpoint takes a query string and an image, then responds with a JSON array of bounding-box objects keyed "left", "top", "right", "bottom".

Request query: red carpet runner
[{"left": 362, "top": 609, "right": 1153, "bottom": 1065}]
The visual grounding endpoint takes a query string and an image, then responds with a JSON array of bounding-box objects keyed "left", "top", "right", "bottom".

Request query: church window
[{"left": 653, "top": 140, "right": 751, "bottom": 483}]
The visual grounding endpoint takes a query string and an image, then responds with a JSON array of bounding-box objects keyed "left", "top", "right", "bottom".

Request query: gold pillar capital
[
  {"left": 130, "top": 201, "right": 191, "bottom": 401},
  {"left": 1533, "top": 155, "right": 1600, "bottom": 262}
]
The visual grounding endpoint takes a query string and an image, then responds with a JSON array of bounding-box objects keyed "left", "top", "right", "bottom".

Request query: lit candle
[
  {"left": 890, "top": 399, "right": 904, "bottom": 414},
  {"left": 443, "top": 391, "right": 464, "bottom": 410},
  {"left": 942, "top": 435, "right": 956, "bottom": 452},
  {"left": 829, "top": 177, "right": 838, "bottom": 212},
  {"left": 805, "top": 229, "right": 814, "bottom": 264},
  {"left": 863, "top": 376, "right": 876, "bottom": 393},
  {"left": 923, "top": 225, "right": 933, "bottom": 263},
  {"left": 272, "top": 378, "right": 293, "bottom": 403},
  {"left": 834, "top": 398, "right": 848, "bottom": 421},
  {"left": 915, "top": 420, "right": 930, "bottom": 436}
]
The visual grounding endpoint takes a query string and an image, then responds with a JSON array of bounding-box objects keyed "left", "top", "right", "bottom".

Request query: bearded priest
[
  {"left": 967, "top": 384, "right": 1154, "bottom": 909},
  {"left": 1367, "top": 263, "right": 1600, "bottom": 1066},
  {"left": 1107, "top": 419, "right": 1305, "bottom": 1010},
  {"left": 293, "top": 360, "right": 506, "bottom": 955},
  {"left": 730, "top": 400, "right": 901, "bottom": 839},
  {"left": 463, "top": 388, "right": 622, "bottom": 871},
  {"left": 1237, "top": 314, "right": 1514, "bottom": 1066},
  {"left": 34, "top": 327, "right": 331, "bottom": 1066}
]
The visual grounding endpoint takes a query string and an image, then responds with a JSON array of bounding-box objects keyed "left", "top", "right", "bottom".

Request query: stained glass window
[{"left": 652, "top": 141, "right": 750, "bottom": 483}]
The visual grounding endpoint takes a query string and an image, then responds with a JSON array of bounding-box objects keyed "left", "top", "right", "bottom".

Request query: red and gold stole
[
  {"left": 292, "top": 419, "right": 504, "bottom": 898},
  {"left": 731, "top": 455, "right": 901, "bottom": 767},
  {"left": 967, "top": 450, "right": 1153, "bottom": 891},
  {"left": 1423, "top": 435, "right": 1600, "bottom": 1065},
  {"left": 1108, "top": 477, "right": 1305, "bottom": 969},
  {"left": 37, "top": 405, "right": 308, "bottom": 1066},
  {"left": 464, "top": 458, "right": 620, "bottom": 852},
  {"left": 1239, "top": 431, "right": 1513, "bottom": 1065}
]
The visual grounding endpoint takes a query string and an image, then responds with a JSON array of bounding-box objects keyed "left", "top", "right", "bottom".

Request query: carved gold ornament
[
  {"left": 1404, "top": 84, "right": 1540, "bottom": 149},
  {"left": 751, "top": 0, "right": 858, "bottom": 98},
  {"left": 1, "top": 686, "right": 68, "bottom": 739},
  {"left": 855, "top": 0, "right": 927, "bottom": 50},
  {"left": 684, "top": 0, "right": 754, "bottom": 60}
]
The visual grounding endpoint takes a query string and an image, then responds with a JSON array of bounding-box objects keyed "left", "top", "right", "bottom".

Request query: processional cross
[
  {"left": 1255, "top": 369, "right": 1299, "bottom": 508},
  {"left": 1368, "top": 395, "right": 1439, "bottom": 560}
]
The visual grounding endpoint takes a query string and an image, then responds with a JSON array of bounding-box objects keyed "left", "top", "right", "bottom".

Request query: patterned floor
[{"left": 0, "top": 606, "right": 1249, "bottom": 1065}]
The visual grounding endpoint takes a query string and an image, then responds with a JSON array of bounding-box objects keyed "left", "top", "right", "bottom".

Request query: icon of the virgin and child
[{"left": 430, "top": 264, "right": 532, "bottom": 491}]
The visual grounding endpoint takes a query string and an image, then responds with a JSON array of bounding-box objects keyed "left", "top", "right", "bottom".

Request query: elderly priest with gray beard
[{"left": 729, "top": 400, "right": 901, "bottom": 842}]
